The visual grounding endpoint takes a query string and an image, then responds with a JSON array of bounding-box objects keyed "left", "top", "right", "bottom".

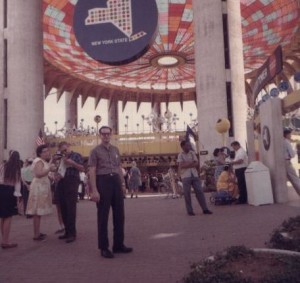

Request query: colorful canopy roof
[{"left": 43, "top": 0, "right": 300, "bottom": 104}]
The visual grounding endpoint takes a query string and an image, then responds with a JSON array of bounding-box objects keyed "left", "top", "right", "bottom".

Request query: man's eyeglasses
[{"left": 100, "top": 132, "right": 111, "bottom": 136}]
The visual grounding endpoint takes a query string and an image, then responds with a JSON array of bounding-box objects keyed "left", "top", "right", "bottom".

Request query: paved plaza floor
[{"left": 0, "top": 190, "right": 299, "bottom": 283}]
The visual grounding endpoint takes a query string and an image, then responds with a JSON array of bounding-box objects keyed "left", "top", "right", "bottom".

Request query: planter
[{"left": 182, "top": 246, "right": 300, "bottom": 283}]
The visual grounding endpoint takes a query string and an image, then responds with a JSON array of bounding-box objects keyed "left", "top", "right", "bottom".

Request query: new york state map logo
[{"left": 85, "top": 0, "right": 146, "bottom": 42}]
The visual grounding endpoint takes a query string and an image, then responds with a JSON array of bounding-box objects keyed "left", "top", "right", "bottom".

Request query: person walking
[
  {"left": 128, "top": 161, "right": 141, "bottom": 198},
  {"left": 0, "top": 151, "right": 21, "bottom": 249},
  {"left": 177, "top": 140, "right": 212, "bottom": 216},
  {"left": 56, "top": 141, "right": 84, "bottom": 243},
  {"left": 283, "top": 128, "right": 300, "bottom": 196},
  {"left": 26, "top": 145, "right": 56, "bottom": 241},
  {"left": 230, "top": 141, "right": 248, "bottom": 204},
  {"left": 89, "top": 126, "right": 133, "bottom": 259}
]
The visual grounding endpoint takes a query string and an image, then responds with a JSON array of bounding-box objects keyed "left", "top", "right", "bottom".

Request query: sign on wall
[{"left": 73, "top": 0, "right": 158, "bottom": 65}]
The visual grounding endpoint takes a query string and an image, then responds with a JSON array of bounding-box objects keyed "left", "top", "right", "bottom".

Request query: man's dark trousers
[
  {"left": 96, "top": 174, "right": 124, "bottom": 251},
  {"left": 235, "top": 167, "right": 248, "bottom": 203},
  {"left": 57, "top": 176, "right": 79, "bottom": 237}
]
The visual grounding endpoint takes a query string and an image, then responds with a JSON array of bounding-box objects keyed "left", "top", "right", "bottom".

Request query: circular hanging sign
[
  {"left": 278, "top": 81, "right": 289, "bottom": 92},
  {"left": 270, "top": 88, "right": 279, "bottom": 97},
  {"left": 73, "top": 0, "right": 158, "bottom": 65},
  {"left": 262, "top": 125, "right": 271, "bottom": 151},
  {"left": 294, "top": 72, "right": 300, "bottom": 82}
]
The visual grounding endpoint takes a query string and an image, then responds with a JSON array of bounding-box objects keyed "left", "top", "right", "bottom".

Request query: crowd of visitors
[{"left": 0, "top": 126, "right": 298, "bottom": 258}]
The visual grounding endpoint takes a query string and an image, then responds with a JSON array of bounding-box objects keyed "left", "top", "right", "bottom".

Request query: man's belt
[{"left": 99, "top": 173, "right": 119, "bottom": 177}]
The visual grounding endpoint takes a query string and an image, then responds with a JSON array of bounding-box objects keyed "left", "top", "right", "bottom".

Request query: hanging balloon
[
  {"left": 294, "top": 72, "right": 300, "bottom": 82},
  {"left": 215, "top": 118, "right": 231, "bottom": 134},
  {"left": 270, "top": 88, "right": 279, "bottom": 97},
  {"left": 278, "top": 81, "right": 289, "bottom": 92}
]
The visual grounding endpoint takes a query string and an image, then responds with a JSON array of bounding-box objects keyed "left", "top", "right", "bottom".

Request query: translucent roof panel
[
  {"left": 43, "top": 0, "right": 195, "bottom": 93},
  {"left": 43, "top": 0, "right": 300, "bottom": 95},
  {"left": 241, "top": 0, "right": 300, "bottom": 73}
]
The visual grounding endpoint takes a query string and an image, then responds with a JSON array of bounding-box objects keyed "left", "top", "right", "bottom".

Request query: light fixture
[
  {"left": 157, "top": 56, "right": 179, "bottom": 67},
  {"left": 150, "top": 53, "right": 186, "bottom": 68}
]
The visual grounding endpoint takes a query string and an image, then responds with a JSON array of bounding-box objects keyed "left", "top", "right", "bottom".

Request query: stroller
[{"left": 210, "top": 190, "right": 235, "bottom": 205}]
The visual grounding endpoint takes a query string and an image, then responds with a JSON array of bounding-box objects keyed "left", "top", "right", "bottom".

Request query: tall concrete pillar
[
  {"left": 151, "top": 102, "right": 162, "bottom": 132},
  {"left": 65, "top": 92, "right": 78, "bottom": 129},
  {"left": 259, "top": 98, "right": 287, "bottom": 203},
  {"left": 246, "top": 120, "right": 256, "bottom": 163},
  {"left": 0, "top": 0, "right": 4, "bottom": 162},
  {"left": 108, "top": 100, "right": 119, "bottom": 134},
  {"left": 6, "top": 0, "right": 43, "bottom": 160},
  {"left": 152, "top": 102, "right": 161, "bottom": 116},
  {"left": 192, "top": 0, "right": 228, "bottom": 157},
  {"left": 227, "top": 0, "right": 248, "bottom": 146}
]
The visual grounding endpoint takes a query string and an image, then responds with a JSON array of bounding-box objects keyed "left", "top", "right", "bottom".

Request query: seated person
[{"left": 216, "top": 164, "right": 239, "bottom": 199}]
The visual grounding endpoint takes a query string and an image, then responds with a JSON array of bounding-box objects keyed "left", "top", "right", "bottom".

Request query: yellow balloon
[{"left": 215, "top": 118, "right": 231, "bottom": 134}]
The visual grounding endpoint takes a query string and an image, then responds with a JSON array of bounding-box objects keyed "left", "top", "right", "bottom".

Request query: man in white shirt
[
  {"left": 177, "top": 140, "right": 212, "bottom": 216},
  {"left": 283, "top": 129, "right": 300, "bottom": 196},
  {"left": 230, "top": 141, "right": 248, "bottom": 204}
]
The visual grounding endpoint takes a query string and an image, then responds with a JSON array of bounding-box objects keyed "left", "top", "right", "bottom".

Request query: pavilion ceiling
[{"left": 43, "top": 0, "right": 300, "bottom": 107}]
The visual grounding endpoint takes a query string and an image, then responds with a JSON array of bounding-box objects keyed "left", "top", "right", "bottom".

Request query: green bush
[
  {"left": 182, "top": 246, "right": 253, "bottom": 283},
  {"left": 182, "top": 245, "right": 300, "bottom": 283},
  {"left": 267, "top": 215, "right": 300, "bottom": 252}
]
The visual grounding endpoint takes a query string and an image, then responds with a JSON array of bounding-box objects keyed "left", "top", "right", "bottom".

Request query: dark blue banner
[
  {"left": 251, "top": 45, "right": 283, "bottom": 100},
  {"left": 73, "top": 0, "right": 158, "bottom": 65}
]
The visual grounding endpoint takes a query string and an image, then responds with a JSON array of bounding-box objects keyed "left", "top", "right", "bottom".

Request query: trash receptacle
[{"left": 245, "top": 161, "right": 274, "bottom": 206}]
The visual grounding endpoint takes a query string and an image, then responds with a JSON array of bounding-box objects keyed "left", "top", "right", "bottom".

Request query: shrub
[{"left": 267, "top": 215, "right": 300, "bottom": 252}]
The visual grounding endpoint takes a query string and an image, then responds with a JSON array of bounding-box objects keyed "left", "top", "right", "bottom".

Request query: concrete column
[
  {"left": 227, "top": 0, "right": 248, "bottom": 146},
  {"left": 259, "top": 98, "right": 287, "bottom": 203},
  {"left": 65, "top": 92, "right": 78, "bottom": 129},
  {"left": 246, "top": 120, "right": 256, "bottom": 163},
  {"left": 0, "top": 0, "right": 4, "bottom": 162},
  {"left": 151, "top": 102, "right": 161, "bottom": 132},
  {"left": 192, "top": 0, "right": 228, "bottom": 158},
  {"left": 152, "top": 102, "right": 161, "bottom": 116},
  {"left": 108, "top": 100, "right": 119, "bottom": 134},
  {"left": 6, "top": 0, "right": 43, "bottom": 160}
]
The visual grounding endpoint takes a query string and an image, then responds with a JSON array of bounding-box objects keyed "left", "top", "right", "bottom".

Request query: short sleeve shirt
[
  {"left": 177, "top": 150, "right": 199, "bottom": 179},
  {"left": 233, "top": 147, "right": 248, "bottom": 169},
  {"left": 88, "top": 144, "right": 121, "bottom": 175}
]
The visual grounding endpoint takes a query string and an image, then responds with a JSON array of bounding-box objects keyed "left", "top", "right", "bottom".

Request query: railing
[{"left": 46, "top": 131, "right": 186, "bottom": 157}]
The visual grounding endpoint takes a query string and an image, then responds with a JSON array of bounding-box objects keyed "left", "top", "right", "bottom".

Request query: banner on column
[{"left": 251, "top": 45, "right": 283, "bottom": 101}]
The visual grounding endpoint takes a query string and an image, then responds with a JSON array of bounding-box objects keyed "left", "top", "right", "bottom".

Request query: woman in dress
[
  {"left": 26, "top": 145, "right": 56, "bottom": 241},
  {"left": 0, "top": 151, "right": 21, "bottom": 249},
  {"left": 128, "top": 161, "right": 141, "bottom": 198}
]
